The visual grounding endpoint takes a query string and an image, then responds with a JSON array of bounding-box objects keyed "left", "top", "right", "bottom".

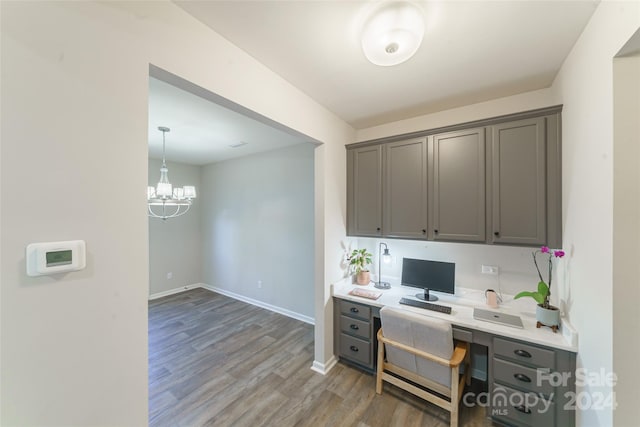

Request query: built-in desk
[{"left": 332, "top": 280, "right": 578, "bottom": 427}]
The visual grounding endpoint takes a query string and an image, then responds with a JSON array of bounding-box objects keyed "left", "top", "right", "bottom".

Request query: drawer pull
[
  {"left": 514, "top": 349, "right": 532, "bottom": 358},
  {"left": 514, "top": 405, "right": 531, "bottom": 415},
  {"left": 514, "top": 373, "right": 532, "bottom": 383},
  {"left": 349, "top": 345, "right": 359, "bottom": 352},
  {"left": 350, "top": 324, "right": 359, "bottom": 330},
  {"left": 350, "top": 307, "right": 359, "bottom": 313}
]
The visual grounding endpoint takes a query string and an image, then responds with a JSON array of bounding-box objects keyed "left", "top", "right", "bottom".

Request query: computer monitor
[{"left": 401, "top": 258, "right": 455, "bottom": 302}]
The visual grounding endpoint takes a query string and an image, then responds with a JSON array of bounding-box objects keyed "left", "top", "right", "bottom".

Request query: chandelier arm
[{"left": 148, "top": 201, "right": 191, "bottom": 220}]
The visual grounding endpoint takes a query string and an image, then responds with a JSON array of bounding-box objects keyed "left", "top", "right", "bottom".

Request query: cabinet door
[
  {"left": 383, "top": 137, "right": 428, "bottom": 238},
  {"left": 347, "top": 145, "right": 382, "bottom": 236},
  {"left": 430, "top": 128, "right": 485, "bottom": 242},
  {"left": 490, "top": 118, "right": 546, "bottom": 245}
]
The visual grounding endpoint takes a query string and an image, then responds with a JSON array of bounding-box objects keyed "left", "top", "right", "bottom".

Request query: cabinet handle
[
  {"left": 350, "top": 307, "right": 359, "bottom": 313},
  {"left": 514, "top": 373, "right": 531, "bottom": 383},
  {"left": 350, "top": 324, "right": 359, "bottom": 330},
  {"left": 494, "top": 231, "right": 500, "bottom": 236},
  {"left": 349, "top": 345, "right": 359, "bottom": 352},
  {"left": 514, "top": 405, "right": 531, "bottom": 415},
  {"left": 434, "top": 229, "right": 438, "bottom": 234},
  {"left": 514, "top": 349, "right": 532, "bottom": 358},
  {"left": 376, "top": 227, "right": 381, "bottom": 231}
]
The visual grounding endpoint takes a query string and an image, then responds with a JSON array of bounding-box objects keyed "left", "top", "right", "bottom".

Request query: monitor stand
[{"left": 416, "top": 288, "right": 438, "bottom": 302}]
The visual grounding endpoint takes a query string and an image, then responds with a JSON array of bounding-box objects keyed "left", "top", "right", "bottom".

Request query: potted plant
[
  {"left": 348, "top": 248, "right": 373, "bottom": 285},
  {"left": 514, "top": 246, "right": 565, "bottom": 332}
]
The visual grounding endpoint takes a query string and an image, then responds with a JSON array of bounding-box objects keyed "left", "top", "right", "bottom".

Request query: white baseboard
[
  {"left": 202, "top": 284, "right": 315, "bottom": 325},
  {"left": 311, "top": 356, "right": 338, "bottom": 375},
  {"left": 148, "top": 283, "right": 205, "bottom": 300}
]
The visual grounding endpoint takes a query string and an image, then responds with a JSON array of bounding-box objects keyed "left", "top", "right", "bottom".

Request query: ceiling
[
  {"left": 175, "top": 0, "right": 599, "bottom": 129},
  {"left": 148, "top": 77, "right": 310, "bottom": 165},
  {"left": 151, "top": 1, "right": 598, "bottom": 164}
]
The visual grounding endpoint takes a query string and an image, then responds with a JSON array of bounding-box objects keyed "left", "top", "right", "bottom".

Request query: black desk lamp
[{"left": 375, "top": 242, "right": 392, "bottom": 289}]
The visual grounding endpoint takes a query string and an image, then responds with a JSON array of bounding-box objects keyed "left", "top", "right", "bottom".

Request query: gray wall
[
  {"left": 148, "top": 158, "right": 202, "bottom": 296},
  {"left": 201, "top": 143, "right": 315, "bottom": 319}
]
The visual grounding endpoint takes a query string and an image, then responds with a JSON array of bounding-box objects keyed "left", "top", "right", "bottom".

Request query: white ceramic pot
[{"left": 536, "top": 304, "right": 560, "bottom": 329}]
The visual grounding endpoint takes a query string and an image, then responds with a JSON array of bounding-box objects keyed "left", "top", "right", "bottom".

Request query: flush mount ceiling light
[
  {"left": 147, "top": 126, "right": 197, "bottom": 220},
  {"left": 361, "top": 1, "right": 425, "bottom": 66}
]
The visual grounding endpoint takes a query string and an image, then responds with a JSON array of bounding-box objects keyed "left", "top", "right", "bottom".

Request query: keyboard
[{"left": 399, "top": 297, "right": 452, "bottom": 314}]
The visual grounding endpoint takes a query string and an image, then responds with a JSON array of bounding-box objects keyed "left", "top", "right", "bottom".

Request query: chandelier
[{"left": 147, "top": 126, "right": 197, "bottom": 220}]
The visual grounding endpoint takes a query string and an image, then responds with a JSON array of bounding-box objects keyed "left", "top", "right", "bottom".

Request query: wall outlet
[
  {"left": 167, "top": 272, "right": 173, "bottom": 279},
  {"left": 257, "top": 280, "right": 262, "bottom": 288},
  {"left": 481, "top": 265, "right": 499, "bottom": 275}
]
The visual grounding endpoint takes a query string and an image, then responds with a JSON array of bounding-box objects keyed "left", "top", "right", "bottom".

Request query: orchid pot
[
  {"left": 514, "top": 246, "right": 565, "bottom": 332},
  {"left": 536, "top": 304, "right": 560, "bottom": 329}
]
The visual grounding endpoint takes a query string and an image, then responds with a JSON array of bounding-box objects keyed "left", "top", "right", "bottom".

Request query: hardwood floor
[{"left": 149, "top": 288, "right": 495, "bottom": 427}]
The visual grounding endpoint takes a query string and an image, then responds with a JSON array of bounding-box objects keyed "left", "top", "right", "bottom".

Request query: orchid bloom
[{"left": 515, "top": 245, "right": 565, "bottom": 308}]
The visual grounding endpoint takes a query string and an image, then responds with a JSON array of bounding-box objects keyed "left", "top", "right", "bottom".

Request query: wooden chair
[{"left": 376, "top": 306, "right": 470, "bottom": 427}]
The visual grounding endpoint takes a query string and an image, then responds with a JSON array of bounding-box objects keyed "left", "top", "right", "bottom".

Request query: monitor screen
[{"left": 401, "top": 258, "right": 455, "bottom": 294}]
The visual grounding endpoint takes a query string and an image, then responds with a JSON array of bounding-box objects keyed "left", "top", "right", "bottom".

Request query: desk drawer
[
  {"left": 453, "top": 327, "right": 473, "bottom": 342},
  {"left": 492, "top": 383, "right": 555, "bottom": 427},
  {"left": 339, "top": 300, "right": 371, "bottom": 321},
  {"left": 493, "top": 358, "right": 554, "bottom": 397},
  {"left": 339, "top": 333, "right": 371, "bottom": 367},
  {"left": 494, "top": 337, "right": 555, "bottom": 369},
  {"left": 340, "top": 315, "right": 370, "bottom": 340}
]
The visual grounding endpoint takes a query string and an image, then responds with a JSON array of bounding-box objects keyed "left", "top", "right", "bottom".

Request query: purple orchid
[{"left": 515, "top": 245, "right": 565, "bottom": 309}]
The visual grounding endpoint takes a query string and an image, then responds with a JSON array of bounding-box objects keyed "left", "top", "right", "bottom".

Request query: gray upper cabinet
[
  {"left": 347, "top": 145, "right": 382, "bottom": 237},
  {"left": 429, "top": 128, "right": 486, "bottom": 242},
  {"left": 489, "top": 117, "right": 546, "bottom": 245},
  {"left": 346, "top": 106, "right": 562, "bottom": 247},
  {"left": 383, "top": 137, "right": 428, "bottom": 238}
]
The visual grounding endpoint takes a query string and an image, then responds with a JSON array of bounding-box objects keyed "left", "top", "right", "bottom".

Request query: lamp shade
[
  {"left": 183, "top": 186, "right": 197, "bottom": 199},
  {"left": 156, "top": 182, "right": 172, "bottom": 198},
  {"left": 361, "top": 2, "right": 425, "bottom": 66}
]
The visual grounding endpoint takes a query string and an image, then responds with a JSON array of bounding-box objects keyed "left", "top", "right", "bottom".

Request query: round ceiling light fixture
[{"left": 361, "top": 1, "right": 425, "bottom": 67}]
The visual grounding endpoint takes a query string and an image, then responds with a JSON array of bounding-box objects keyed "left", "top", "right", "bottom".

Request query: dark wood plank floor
[{"left": 149, "top": 288, "right": 495, "bottom": 426}]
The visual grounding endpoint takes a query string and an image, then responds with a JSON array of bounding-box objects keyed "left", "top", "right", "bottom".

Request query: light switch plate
[{"left": 481, "top": 265, "right": 499, "bottom": 275}]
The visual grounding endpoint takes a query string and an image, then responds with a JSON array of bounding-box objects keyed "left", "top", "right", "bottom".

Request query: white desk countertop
[{"left": 332, "top": 279, "right": 578, "bottom": 353}]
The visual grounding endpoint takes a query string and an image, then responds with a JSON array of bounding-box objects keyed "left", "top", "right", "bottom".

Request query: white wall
[
  {"left": 355, "top": 238, "right": 542, "bottom": 304},
  {"left": 148, "top": 159, "right": 202, "bottom": 296},
  {"left": 201, "top": 143, "right": 315, "bottom": 319},
  {"left": 612, "top": 50, "right": 640, "bottom": 427},
  {"left": 356, "top": 88, "right": 556, "bottom": 142},
  {"left": 549, "top": 2, "right": 640, "bottom": 426},
  {"left": 315, "top": 138, "right": 348, "bottom": 369},
  {"left": 0, "top": 2, "right": 352, "bottom": 425}
]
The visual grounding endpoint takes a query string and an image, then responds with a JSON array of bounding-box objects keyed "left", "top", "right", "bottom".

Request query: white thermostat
[{"left": 26, "top": 240, "right": 86, "bottom": 277}]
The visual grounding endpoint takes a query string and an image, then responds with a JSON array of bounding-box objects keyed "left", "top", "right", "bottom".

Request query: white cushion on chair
[{"left": 380, "top": 306, "right": 453, "bottom": 388}]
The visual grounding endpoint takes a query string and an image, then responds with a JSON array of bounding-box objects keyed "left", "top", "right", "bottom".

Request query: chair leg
[
  {"left": 465, "top": 343, "right": 471, "bottom": 386},
  {"left": 451, "top": 408, "right": 459, "bottom": 427},
  {"left": 376, "top": 336, "right": 385, "bottom": 394}
]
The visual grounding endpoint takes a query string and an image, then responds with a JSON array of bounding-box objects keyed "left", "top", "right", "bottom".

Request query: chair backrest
[{"left": 380, "top": 306, "right": 454, "bottom": 387}]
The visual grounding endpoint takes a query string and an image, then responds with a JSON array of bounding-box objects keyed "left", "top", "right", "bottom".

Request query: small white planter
[{"left": 536, "top": 304, "right": 560, "bottom": 332}]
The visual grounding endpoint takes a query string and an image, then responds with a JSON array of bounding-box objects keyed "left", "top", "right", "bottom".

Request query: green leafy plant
[
  {"left": 514, "top": 246, "right": 565, "bottom": 309},
  {"left": 347, "top": 248, "right": 372, "bottom": 274}
]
